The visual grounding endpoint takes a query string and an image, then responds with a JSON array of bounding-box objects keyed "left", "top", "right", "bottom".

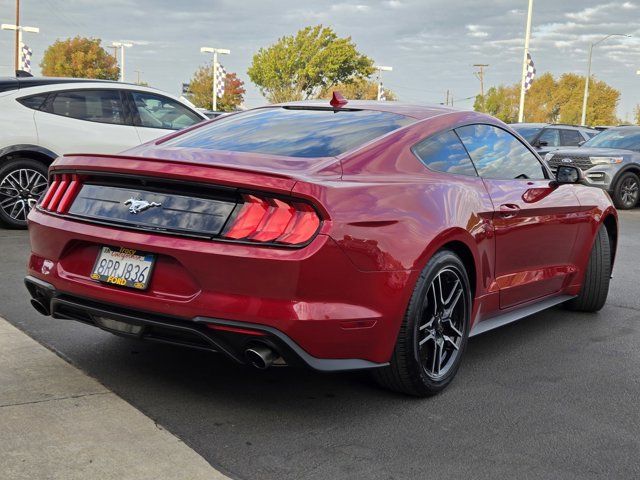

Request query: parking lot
[{"left": 1, "top": 210, "right": 639, "bottom": 480}]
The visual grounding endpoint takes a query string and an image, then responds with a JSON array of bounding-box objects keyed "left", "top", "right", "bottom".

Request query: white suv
[{"left": 0, "top": 77, "right": 207, "bottom": 228}]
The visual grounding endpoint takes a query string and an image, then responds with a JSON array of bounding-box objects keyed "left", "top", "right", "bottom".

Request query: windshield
[
  {"left": 166, "top": 107, "right": 414, "bottom": 158},
  {"left": 582, "top": 128, "right": 640, "bottom": 151},
  {"left": 511, "top": 125, "right": 543, "bottom": 143}
]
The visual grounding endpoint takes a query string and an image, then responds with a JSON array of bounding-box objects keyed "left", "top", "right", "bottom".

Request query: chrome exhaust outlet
[
  {"left": 30, "top": 298, "right": 50, "bottom": 316},
  {"left": 244, "top": 344, "right": 277, "bottom": 370}
]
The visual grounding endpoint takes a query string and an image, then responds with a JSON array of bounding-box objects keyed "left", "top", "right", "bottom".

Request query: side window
[
  {"left": 538, "top": 128, "right": 560, "bottom": 147},
  {"left": 561, "top": 129, "right": 584, "bottom": 146},
  {"left": 456, "top": 124, "right": 547, "bottom": 180},
  {"left": 49, "top": 90, "right": 125, "bottom": 125},
  {"left": 131, "top": 92, "right": 202, "bottom": 130},
  {"left": 412, "top": 130, "right": 477, "bottom": 176}
]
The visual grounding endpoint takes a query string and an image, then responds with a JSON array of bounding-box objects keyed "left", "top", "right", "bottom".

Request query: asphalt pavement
[{"left": 1, "top": 212, "right": 639, "bottom": 480}]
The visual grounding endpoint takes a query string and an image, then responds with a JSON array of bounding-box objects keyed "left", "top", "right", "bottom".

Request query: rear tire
[
  {"left": 0, "top": 158, "right": 49, "bottom": 229},
  {"left": 373, "top": 250, "right": 471, "bottom": 397},
  {"left": 612, "top": 172, "right": 639, "bottom": 210},
  {"left": 565, "top": 226, "right": 611, "bottom": 312}
]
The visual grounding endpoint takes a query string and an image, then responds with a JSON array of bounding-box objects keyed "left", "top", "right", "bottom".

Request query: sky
[{"left": 1, "top": 0, "right": 639, "bottom": 120}]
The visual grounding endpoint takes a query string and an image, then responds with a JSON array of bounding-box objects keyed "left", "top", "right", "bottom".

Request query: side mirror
[
  {"left": 578, "top": 140, "right": 586, "bottom": 146},
  {"left": 537, "top": 140, "right": 548, "bottom": 147},
  {"left": 555, "top": 165, "right": 585, "bottom": 184}
]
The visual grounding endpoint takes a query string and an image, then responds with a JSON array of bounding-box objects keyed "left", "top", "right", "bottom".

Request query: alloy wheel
[
  {"left": 620, "top": 177, "right": 639, "bottom": 208},
  {"left": 0, "top": 168, "right": 48, "bottom": 223},
  {"left": 416, "top": 267, "right": 467, "bottom": 380}
]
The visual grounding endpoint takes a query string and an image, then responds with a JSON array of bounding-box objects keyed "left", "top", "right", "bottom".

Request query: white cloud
[{"left": 466, "top": 25, "right": 489, "bottom": 38}]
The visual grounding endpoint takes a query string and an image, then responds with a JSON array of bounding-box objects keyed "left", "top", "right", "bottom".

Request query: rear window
[{"left": 166, "top": 107, "right": 414, "bottom": 158}]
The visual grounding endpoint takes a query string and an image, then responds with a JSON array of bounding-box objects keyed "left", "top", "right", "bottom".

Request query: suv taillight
[
  {"left": 222, "top": 194, "right": 321, "bottom": 245},
  {"left": 39, "top": 173, "right": 81, "bottom": 214}
]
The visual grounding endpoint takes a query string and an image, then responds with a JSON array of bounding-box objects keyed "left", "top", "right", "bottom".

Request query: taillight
[
  {"left": 39, "top": 173, "right": 81, "bottom": 214},
  {"left": 222, "top": 194, "right": 321, "bottom": 246}
]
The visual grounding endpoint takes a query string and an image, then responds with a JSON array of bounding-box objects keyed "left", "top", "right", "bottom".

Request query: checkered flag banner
[
  {"left": 378, "top": 82, "right": 386, "bottom": 101},
  {"left": 215, "top": 63, "right": 226, "bottom": 98},
  {"left": 21, "top": 44, "right": 33, "bottom": 73},
  {"left": 524, "top": 52, "right": 536, "bottom": 91}
]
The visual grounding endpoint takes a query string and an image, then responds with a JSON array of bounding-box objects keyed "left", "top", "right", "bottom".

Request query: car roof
[
  {"left": 510, "top": 122, "right": 597, "bottom": 131},
  {"left": 274, "top": 100, "right": 457, "bottom": 121},
  {"left": 0, "top": 76, "right": 120, "bottom": 93}
]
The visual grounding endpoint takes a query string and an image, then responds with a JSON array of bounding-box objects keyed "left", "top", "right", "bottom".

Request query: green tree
[
  {"left": 248, "top": 25, "right": 374, "bottom": 103},
  {"left": 553, "top": 73, "right": 619, "bottom": 125},
  {"left": 523, "top": 72, "right": 558, "bottom": 122},
  {"left": 474, "top": 84, "right": 520, "bottom": 123},
  {"left": 634, "top": 105, "right": 640, "bottom": 125},
  {"left": 474, "top": 72, "right": 620, "bottom": 125},
  {"left": 40, "top": 36, "right": 119, "bottom": 80},
  {"left": 186, "top": 64, "right": 245, "bottom": 111},
  {"left": 319, "top": 77, "right": 397, "bottom": 101}
]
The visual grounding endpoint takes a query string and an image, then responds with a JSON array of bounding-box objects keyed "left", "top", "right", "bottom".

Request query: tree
[
  {"left": 474, "top": 72, "right": 620, "bottom": 125},
  {"left": 186, "top": 65, "right": 245, "bottom": 111},
  {"left": 634, "top": 105, "right": 640, "bottom": 125},
  {"left": 40, "top": 36, "right": 119, "bottom": 80},
  {"left": 319, "top": 77, "right": 397, "bottom": 101},
  {"left": 474, "top": 84, "right": 520, "bottom": 123},
  {"left": 248, "top": 25, "right": 374, "bottom": 103}
]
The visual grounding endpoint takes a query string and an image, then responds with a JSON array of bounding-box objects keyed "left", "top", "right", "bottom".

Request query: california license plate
[{"left": 90, "top": 246, "right": 155, "bottom": 290}]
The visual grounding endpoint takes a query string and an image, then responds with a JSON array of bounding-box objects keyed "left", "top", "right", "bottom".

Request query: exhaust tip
[
  {"left": 30, "top": 298, "right": 50, "bottom": 316},
  {"left": 244, "top": 344, "right": 277, "bottom": 370}
]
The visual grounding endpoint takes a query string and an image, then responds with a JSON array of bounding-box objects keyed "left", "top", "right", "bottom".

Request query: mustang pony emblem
[{"left": 124, "top": 198, "right": 162, "bottom": 214}]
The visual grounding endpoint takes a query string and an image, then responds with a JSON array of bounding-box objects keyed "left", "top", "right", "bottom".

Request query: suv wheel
[
  {"left": 373, "top": 250, "right": 471, "bottom": 396},
  {"left": 612, "top": 172, "right": 639, "bottom": 210},
  {"left": 0, "top": 158, "right": 49, "bottom": 229}
]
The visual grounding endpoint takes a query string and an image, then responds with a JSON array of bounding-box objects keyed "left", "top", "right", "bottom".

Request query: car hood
[{"left": 547, "top": 147, "right": 638, "bottom": 157}]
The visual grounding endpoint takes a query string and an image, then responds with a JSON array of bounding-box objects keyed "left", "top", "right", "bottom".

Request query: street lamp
[
  {"left": 580, "top": 33, "right": 631, "bottom": 126},
  {"left": 200, "top": 47, "right": 230, "bottom": 111},
  {"left": 112, "top": 41, "right": 133, "bottom": 82},
  {"left": 1, "top": 23, "right": 39, "bottom": 72},
  {"left": 374, "top": 65, "right": 392, "bottom": 101}
]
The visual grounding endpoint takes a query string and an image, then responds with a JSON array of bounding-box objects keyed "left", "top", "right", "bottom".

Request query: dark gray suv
[
  {"left": 544, "top": 126, "right": 640, "bottom": 209},
  {"left": 510, "top": 123, "right": 599, "bottom": 156}
]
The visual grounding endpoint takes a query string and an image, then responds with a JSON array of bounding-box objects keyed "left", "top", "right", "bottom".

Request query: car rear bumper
[
  {"left": 24, "top": 276, "right": 386, "bottom": 371},
  {"left": 26, "top": 209, "right": 415, "bottom": 367}
]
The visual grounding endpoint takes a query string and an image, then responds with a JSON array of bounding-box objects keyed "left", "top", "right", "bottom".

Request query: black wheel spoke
[{"left": 416, "top": 266, "right": 467, "bottom": 379}]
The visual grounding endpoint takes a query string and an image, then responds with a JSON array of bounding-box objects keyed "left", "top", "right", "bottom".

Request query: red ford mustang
[{"left": 25, "top": 98, "right": 617, "bottom": 396}]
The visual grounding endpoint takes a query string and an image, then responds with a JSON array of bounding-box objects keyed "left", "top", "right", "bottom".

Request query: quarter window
[
  {"left": 412, "top": 130, "right": 477, "bottom": 176},
  {"left": 456, "top": 124, "right": 546, "bottom": 180},
  {"left": 17, "top": 94, "right": 48, "bottom": 110},
  {"left": 131, "top": 92, "right": 202, "bottom": 130},
  {"left": 49, "top": 90, "right": 125, "bottom": 125}
]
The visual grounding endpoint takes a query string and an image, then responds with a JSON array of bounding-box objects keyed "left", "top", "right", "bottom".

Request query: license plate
[{"left": 90, "top": 246, "right": 155, "bottom": 290}]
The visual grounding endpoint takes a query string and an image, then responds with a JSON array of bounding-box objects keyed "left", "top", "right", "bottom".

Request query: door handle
[{"left": 499, "top": 204, "right": 520, "bottom": 218}]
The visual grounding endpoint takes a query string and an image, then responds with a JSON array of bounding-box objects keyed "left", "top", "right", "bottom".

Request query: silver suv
[
  {"left": 544, "top": 126, "right": 640, "bottom": 209},
  {"left": 510, "top": 123, "right": 599, "bottom": 156}
]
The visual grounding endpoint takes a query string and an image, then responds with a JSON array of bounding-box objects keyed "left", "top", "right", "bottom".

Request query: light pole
[
  {"left": 373, "top": 65, "right": 392, "bottom": 101},
  {"left": 112, "top": 41, "right": 133, "bottom": 82},
  {"left": 580, "top": 33, "right": 630, "bottom": 126},
  {"left": 1, "top": 23, "right": 39, "bottom": 72},
  {"left": 200, "top": 47, "right": 230, "bottom": 111},
  {"left": 517, "top": 0, "right": 534, "bottom": 122}
]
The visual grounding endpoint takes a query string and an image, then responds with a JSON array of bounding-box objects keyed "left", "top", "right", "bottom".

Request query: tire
[
  {"left": 0, "top": 158, "right": 49, "bottom": 229},
  {"left": 564, "top": 226, "right": 611, "bottom": 312},
  {"left": 373, "top": 250, "right": 472, "bottom": 397},
  {"left": 612, "top": 172, "right": 639, "bottom": 210}
]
